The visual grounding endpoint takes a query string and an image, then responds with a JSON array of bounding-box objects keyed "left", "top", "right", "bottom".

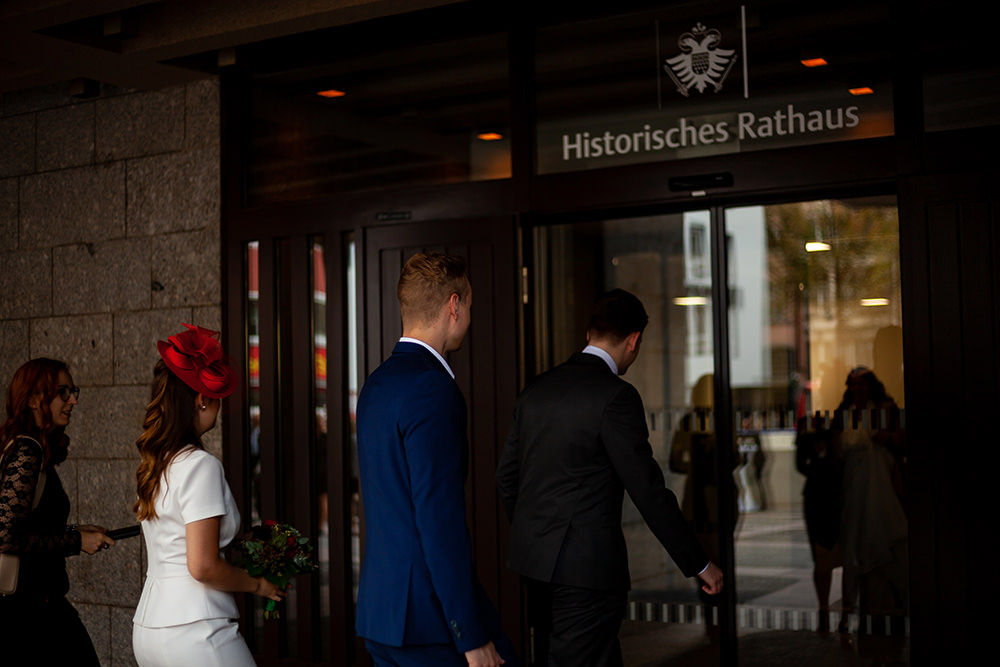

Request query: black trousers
[
  {"left": 528, "top": 579, "right": 627, "bottom": 667},
  {"left": 0, "top": 594, "right": 100, "bottom": 666}
]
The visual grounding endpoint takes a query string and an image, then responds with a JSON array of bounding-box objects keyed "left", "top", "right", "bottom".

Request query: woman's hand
[
  {"left": 253, "top": 576, "right": 287, "bottom": 603},
  {"left": 78, "top": 527, "right": 115, "bottom": 555}
]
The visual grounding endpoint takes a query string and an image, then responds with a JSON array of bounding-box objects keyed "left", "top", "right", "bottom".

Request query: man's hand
[
  {"left": 698, "top": 561, "right": 724, "bottom": 595},
  {"left": 465, "top": 640, "right": 505, "bottom": 667}
]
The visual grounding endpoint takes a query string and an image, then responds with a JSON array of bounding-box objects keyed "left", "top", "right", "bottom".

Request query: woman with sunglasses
[
  {"left": 0, "top": 357, "right": 115, "bottom": 666},
  {"left": 132, "top": 324, "right": 284, "bottom": 667}
]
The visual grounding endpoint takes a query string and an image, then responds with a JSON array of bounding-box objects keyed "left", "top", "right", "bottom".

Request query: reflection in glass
[
  {"left": 726, "top": 198, "right": 907, "bottom": 664},
  {"left": 246, "top": 242, "right": 261, "bottom": 523},
  {"left": 311, "top": 239, "right": 331, "bottom": 659},
  {"left": 344, "top": 235, "right": 361, "bottom": 594},
  {"left": 345, "top": 235, "right": 363, "bottom": 661},
  {"left": 244, "top": 240, "right": 263, "bottom": 652},
  {"left": 534, "top": 213, "right": 719, "bottom": 660}
]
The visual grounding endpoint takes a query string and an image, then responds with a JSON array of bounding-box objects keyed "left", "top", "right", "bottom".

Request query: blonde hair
[{"left": 397, "top": 252, "right": 469, "bottom": 327}]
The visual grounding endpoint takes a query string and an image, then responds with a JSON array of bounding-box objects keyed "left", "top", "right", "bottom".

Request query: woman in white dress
[{"left": 132, "top": 324, "right": 284, "bottom": 667}]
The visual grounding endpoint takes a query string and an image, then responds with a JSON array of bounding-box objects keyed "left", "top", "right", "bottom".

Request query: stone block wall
[{"left": 1, "top": 78, "right": 223, "bottom": 667}]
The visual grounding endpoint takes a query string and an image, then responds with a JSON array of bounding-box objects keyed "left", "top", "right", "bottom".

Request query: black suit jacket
[{"left": 496, "top": 352, "right": 708, "bottom": 592}]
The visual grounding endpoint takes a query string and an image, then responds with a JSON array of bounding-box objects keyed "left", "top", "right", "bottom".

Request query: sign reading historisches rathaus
[{"left": 536, "top": 17, "right": 894, "bottom": 174}]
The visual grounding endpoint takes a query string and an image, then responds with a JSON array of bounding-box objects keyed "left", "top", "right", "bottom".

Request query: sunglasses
[{"left": 56, "top": 385, "right": 81, "bottom": 402}]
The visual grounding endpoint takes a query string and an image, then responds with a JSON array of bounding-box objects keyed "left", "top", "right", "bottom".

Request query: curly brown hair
[{"left": 133, "top": 360, "right": 202, "bottom": 521}]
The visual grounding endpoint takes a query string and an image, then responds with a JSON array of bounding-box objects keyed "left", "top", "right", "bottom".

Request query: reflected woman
[{"left": 835, "top": 367, "right": 907, "bottom": 635}]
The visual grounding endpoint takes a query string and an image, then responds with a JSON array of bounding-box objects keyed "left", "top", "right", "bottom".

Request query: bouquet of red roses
[{"left": 233, "top": 520, "right": 318, "bottom": 618}]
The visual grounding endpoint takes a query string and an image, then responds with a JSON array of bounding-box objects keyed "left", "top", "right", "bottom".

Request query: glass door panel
[
  {"left": 246, "top": 240, "right": 262, "bottom": 525},
  {"left": 345, "top": 234, "right": 364, "bottom": 663},
  {"left": 240, "top": 234, "right": 364, "bottom": 664},
  {"left": 311, "top": 237, "right": 331, "bottom": 659},
  {"left": 725, "top": 198, "right": 908, "bottom": 665},
  {"left": 533, "top": 211, "right": 720, "bottom": 662}
]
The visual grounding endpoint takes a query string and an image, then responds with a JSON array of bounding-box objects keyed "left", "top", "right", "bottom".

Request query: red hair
[{"left": 1, "top": 358, "right": 69, "bottom": 470}]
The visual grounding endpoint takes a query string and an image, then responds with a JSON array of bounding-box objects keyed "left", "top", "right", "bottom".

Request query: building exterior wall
[{"left": 0, "top": 77, "right": 223, "bottom": 666}]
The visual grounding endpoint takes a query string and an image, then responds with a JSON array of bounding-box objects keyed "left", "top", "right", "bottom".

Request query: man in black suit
[{"left": 496, "top": 288, "right": 723, "bottom": 667}]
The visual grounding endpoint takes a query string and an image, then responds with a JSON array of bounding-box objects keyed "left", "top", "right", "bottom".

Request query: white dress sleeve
[{"left": 177, "top": 451, "right": 228, "bottom": 525}]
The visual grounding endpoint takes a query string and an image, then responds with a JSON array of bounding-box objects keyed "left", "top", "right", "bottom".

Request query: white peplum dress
[{"left": 132, "top": 446, "right": 255, "bottom": 666}]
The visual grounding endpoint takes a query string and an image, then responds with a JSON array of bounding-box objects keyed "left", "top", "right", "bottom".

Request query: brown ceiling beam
[
  {"left": 118, "top": 0, "right": 463, "bottom": 61},
  {"left": 0, "top": 0, "right": 462, "bottom": 95},
  {"left": 0, "top": 0, "right": 148, "bottom": 23},
  {"left": 0, "top": 29, "right": 203, "bottom": 93}
]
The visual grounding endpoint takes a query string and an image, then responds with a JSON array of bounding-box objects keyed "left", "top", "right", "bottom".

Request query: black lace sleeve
[{"left": 0, "top": 440, "right": 80, "bottom": 556}]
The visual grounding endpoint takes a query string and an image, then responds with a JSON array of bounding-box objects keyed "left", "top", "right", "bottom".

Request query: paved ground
[{"left": 619, "top": 509, "right": 909, "bottom": 665}]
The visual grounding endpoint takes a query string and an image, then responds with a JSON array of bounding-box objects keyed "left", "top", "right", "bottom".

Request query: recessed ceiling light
[
  {"left": 477, "top": 132, "right": 503, "bottom": 141},
  {"left": 849, "top": 87, "right": 874, "bottom": 96},
  {"left": 801, "top": 58, "right": 828, "bottom": 67},
  {"left": 674, "top": 296, "right": 708, "bottom": 306},
  {"left": 805, "top": 241, "right": 831, "bottom": 252},
  {"left": 860, "top": 298, "right": 890, "bottom": 306},
  {"left": 317, "top": 89, "right": 346, "bottom": 98}
]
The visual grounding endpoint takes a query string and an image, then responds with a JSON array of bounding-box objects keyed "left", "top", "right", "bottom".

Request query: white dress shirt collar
[
  {"left": 581, "top": 344, "right": 618, "bottom": 375},
  {"left": 399, "top": 337, "right": 455, "bottom": 379}
]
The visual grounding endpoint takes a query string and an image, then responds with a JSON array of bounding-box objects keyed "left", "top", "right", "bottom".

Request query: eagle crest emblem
[{"left": 665, "top": 23, "right": 737, "bottom": 96}]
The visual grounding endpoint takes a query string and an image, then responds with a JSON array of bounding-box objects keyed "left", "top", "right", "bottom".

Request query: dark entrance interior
[{"left": 218, "top": 2, "right": 1000, "bottom": 665}]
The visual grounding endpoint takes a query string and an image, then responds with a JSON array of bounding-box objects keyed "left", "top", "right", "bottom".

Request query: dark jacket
[
  {"left": 496, "top": 352, "right": 708, "bottom": 592},
  {"left": 0, "top": 437, "right": 80, "bottom": 601}
]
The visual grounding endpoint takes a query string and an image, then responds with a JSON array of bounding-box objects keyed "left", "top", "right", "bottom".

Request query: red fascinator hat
[{"left": 157, "top": 324, "right": 237, "bottom": 399}]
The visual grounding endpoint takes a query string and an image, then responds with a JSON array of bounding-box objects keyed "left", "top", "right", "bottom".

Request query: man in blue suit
[{"left": 356, "top": 252, "right": 516, "bottom": 667}]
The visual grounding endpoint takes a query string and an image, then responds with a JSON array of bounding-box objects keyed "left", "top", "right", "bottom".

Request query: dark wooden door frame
[{"left": 897, "top": 169, "right": 999, "bottom": 661}]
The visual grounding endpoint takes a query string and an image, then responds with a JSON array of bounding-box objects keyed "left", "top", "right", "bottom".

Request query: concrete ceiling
[{"left": 0, "top": 0, "right": 460, "bottom": 95}]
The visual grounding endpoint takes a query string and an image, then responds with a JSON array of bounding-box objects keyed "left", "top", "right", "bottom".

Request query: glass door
[
  {"left": 530, "top": 195, "right": 906, "bottom": 666},
  {"left": 725, "top": 197, "right": 907, "bottom": 665},
  {"left": 532, "top": 210, "right": 723, "bottom": 662},
  {"left": 238, "top": 233, "right": 362, "bottom": 665}
]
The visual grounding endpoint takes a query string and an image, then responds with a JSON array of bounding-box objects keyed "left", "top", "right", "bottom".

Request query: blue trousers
[{"left": 365, "top": 630, "right": 521, "bottom": 667}]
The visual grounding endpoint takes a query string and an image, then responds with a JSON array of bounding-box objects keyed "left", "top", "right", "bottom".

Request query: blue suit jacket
[{"left": 355, "top": 341, "right": 498, "bottom": 653}]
